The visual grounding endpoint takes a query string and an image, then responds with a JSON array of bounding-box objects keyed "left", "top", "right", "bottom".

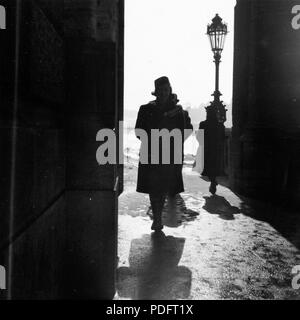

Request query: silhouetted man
[
  {"left": 135, "top": 77, "right": 193, "bottom": 231},
  {"left": 199, "top": 108, "right": 225, "bottom": 194}
]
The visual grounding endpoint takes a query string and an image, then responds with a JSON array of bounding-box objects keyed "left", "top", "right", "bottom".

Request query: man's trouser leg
[
  {"left": 149, "top": 193, "right": 166, "bottom": 231},
  {"left": 167, "top": 193, "right": 177, "bottom": 215},
  {"left": 209, "top": 176, "right": 218, "bottom": 195}
]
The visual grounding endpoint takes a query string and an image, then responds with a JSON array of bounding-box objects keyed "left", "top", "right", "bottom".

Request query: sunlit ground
[{"left": 116, "top": 131, "right": 300, "bottom": 300}]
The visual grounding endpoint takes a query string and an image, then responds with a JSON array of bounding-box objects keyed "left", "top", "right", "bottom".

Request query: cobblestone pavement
[{"left": 116, "top": 164, "right": 300, "bottom": 300}]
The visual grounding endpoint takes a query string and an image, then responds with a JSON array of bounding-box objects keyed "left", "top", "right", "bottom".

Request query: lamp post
[
  {"left": 200, "top": 14, "right": 228, "bottom": 194},
  {"left": 207, "top": 13, "right": 228, "bottom": 123}
]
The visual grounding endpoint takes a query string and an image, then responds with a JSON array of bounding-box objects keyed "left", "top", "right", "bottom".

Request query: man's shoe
[{"left": 209, "top": 182, "right": 217, "bottom": 195}]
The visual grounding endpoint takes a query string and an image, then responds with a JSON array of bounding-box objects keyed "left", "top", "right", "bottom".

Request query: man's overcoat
[{"left": 135, "top": 98, "right": 193, "bottom": 195}]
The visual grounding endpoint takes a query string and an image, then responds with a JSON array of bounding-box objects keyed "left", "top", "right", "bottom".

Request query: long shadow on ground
[
  {"left": 116, "top": 232, "right": 192, "bottom": 300},
  {"left": 203, "top": 195, "right": 241, "bottom": 220}
]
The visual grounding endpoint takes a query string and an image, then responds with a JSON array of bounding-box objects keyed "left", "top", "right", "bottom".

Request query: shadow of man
[
  {"left": 203, "top": 195, "right": 241, "bottom": 220},
  {"left": 147, "top": 194, "right": 200, "bottom": 228},
  {"left": 116, "top": 232, "right": 192, "bottom": 300}
]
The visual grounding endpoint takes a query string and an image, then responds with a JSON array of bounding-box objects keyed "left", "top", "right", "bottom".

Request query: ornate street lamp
[
  {"left": 200, "top": 14, "right": 228, "bottom": 194},
  {"left": 206, "top": 13, "right": 228, "bottom": 122}
]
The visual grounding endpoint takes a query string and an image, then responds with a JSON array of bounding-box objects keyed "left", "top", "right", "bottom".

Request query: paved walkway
[{"left": 116, "top": 164, "right": 300, "bottom": 300}]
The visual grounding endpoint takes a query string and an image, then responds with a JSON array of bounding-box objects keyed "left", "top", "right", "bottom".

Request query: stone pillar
[
  {"left": 0, "top": 0, "right": 66, "bottom": 299},
  {"left": 63, "top": 0, "right": 123, "bottom": 299},
  {"left": 231, "top": 0, "right": 300, "bottom": 206},
  {"left": 0, "top": 0, "right": 124, "bottom": 299}
]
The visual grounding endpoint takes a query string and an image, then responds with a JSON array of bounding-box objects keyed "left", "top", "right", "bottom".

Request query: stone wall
[
  {"left": 231, "top": 0, "right": 300, "bottom": 207},
  {"left": 0, "top": 0, "right": 123, "bottom": 299}
]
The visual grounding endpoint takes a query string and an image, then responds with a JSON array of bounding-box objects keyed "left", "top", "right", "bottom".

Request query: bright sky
[{"left": 124, "top": 0, "right": 236, "bottom": 111}]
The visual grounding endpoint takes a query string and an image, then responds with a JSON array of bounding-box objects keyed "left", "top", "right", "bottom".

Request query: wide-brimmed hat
[{"left": 151, "top": 76, "right": 171, "bottom": 96}]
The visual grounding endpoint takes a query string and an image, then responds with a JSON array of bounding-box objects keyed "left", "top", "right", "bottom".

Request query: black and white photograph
[{"left": 0, "top": 0, "right": 300, "bottom": 305}]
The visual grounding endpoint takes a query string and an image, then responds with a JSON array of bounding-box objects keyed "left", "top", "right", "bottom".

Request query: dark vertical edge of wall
[{"left": 117, "top": 0, "right": 124, "bottom": 195}]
